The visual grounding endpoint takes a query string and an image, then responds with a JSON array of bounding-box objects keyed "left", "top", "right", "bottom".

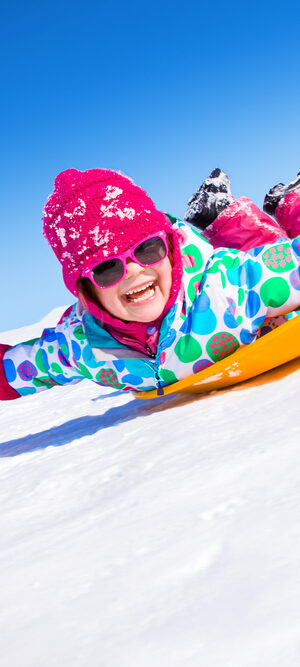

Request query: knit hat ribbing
[{"left": 43, "top": 168, "right": 180, "bottom": 297}]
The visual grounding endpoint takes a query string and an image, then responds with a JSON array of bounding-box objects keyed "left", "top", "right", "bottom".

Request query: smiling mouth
[{"left": 125, "top": 280, "right": 157, "bottom": 303}]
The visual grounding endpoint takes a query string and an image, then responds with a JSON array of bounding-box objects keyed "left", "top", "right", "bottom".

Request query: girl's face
[{"left": 93, "top": 255, "right": 173, "bottom": 322}]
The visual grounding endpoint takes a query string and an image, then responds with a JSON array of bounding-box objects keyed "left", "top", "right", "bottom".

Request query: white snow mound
[{"left": 0, "top": 309, "right": 300, "bottom": 667}]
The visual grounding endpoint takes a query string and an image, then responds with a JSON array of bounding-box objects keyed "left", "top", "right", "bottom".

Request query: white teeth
[
  {"left": 126, "top": 281, "right": 154, "bottom": 296},
  {"left": 129, "top": 287, "right": 155, "bottom": 303},
  {"left": 125, "top": 281, "right": 156, "bottom": 303}
]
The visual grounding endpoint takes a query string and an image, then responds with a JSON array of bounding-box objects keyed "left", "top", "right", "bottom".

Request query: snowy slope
[{"left": 1, "top": 311, "right": 300, "bottom": 667}]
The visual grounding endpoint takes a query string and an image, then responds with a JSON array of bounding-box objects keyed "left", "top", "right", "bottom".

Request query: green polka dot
[
  {"left": 50, "top": 362, "right": 63, "bottom": 374},
  {"left": 35, "top": 348, "right": 48, "bottom": 373},
  {"left": 221, "top": 255, "right": 240, "bottom": 270},
  {"left": 33, "top": 376, "right": 58, "bottom": 388},
  {"left": 187, "top": 272, "right": 205, "bottom": 302},
  {"left": 236, "top": 315, "right": 243, "bottom": 325},
  {"left": 174, "top": 335, "right": 202, "bottom": 363},
  {"left": 207, "top": 260, "right": 220, "bottom": 274},
  {"left": 238, "top": 288, "right": 246, "bottom": 306},
  {"left": 220, "top": 270, "right": 226, "bottom": 289},
  {"left": 260, "top": 277, "right": 290, "bottom": 307},
  {"left": 61, "top": 343, "right": 68, "bottom": 356},
  {"left": 182, "top": 244, "right": 203, "bottom": 273},
  {"left": 48, "top": 345, "right": 54, "bottom": 354},
  {"left": 95, "top": 368, "right": 125, "bottom": 389},
  {"left": 262, "top": 244, "right": 295, "bottom": 273},
  {"left": 206, "top": 332, "right": 239, "bottom": 362},
  {"left": 160, "top": 368, "right": 178, "bottom": 385},
  {"left": 76, "top": 362, "right": 93, "bottom": 379},
  {"left": 73, "top": 325, "right": 86, "bottom": 341}
]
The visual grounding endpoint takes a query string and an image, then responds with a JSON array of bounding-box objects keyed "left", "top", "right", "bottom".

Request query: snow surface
[{"left": 1, "top": 310, "right": 300, "bottom": 667}]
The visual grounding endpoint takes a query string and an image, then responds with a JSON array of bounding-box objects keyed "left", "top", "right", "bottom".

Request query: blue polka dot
[
  {"left": 239, "top": 260, "right": 262, "bottom": 288},
  {"left": 71, "top": 340, "right": 81, "bottom": 360},
  {"left": 18, "top": 387, "right": 37, "bottom": 396},
  {"left": 41, "top": 328, "right": 57, "bottom": 342},
  {"left": 160, "top": 328, "right": 177, "bottom": 350},
  {"left": 290, "top": 267, "right": 300, "bottom": 290},
  {"left": 49, "top": 373, "right": 75, "bottom": 385},
  {"left": 180, "top": 312, "right": 192, "bottom": 335},
  {"left": 56, "top": 333, "right": 70, "bottom": 357},
  {"left": 113, "top": 359, "right": 126, "bottom": 372},
  {"left": 194, "top": 292, "right": 210, "bottom": 313},
  {"left": 192, "top": 308, "right": 217, "bottom": 334},
  {"left": 3, "top": 358, "right": 17, "bottom": 382},
  {"left": 252, "top": 315, "right": 266, "bottom": 329},
  {"left": 227, "top": 267, "right": 240, "bottom": 285},
  {"left": 192, "top": 359, "right": 213, "bottom": 373},
  {"left": 224, "top": 298, "right": 239, "bottom": 329},
  {"left": 189, "top": 292, "right": 217, "bottom": 334},
  {"left": 247, "top": 246, "right": 264, "bottom": 257},
  {"left": 292, "top": 238, "right": 300, "bottom": 257},
  {"left": 82, "top": 345, "right": 105, "bottom": 368},
  {"left": 240, "top": 328, "right": 256, "bottom": 344},
  {"left": 58, "top": 349, "right": 71, "bottom": 367},
  {"left": 40, "top": 349, "right": 50, "bottom": 371},
  {"left": 124, "top": 359, "right": 154, "bottom": 378},
  {"left": 122, "top": 374, "right": 143, "bottom": 385},
  {"left": 246, "top": 290, "right": 261, "bottom": 318}
]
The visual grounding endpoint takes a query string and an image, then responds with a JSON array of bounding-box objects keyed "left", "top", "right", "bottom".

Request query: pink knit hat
[{"left": 43, "top": 168, "right": 182, "bottom": 297}]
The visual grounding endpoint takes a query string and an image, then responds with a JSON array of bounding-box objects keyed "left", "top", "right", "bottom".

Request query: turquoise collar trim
[{"left": 85, "top": 313, "right": 126, "bottom": 349}]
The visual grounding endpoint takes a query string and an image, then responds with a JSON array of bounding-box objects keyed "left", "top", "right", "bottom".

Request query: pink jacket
[{"left": 1, "top": 191, "right": 299, "bottom": 400}]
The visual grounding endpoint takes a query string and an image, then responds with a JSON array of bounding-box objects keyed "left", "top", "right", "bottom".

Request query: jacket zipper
[{"left": 146, "top": 345, "right": 164, "bottom": 396}]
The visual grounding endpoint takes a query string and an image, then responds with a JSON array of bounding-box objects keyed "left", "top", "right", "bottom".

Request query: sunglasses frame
[{"left": 81, "top": 230, "right": 169, "bottom": 289}]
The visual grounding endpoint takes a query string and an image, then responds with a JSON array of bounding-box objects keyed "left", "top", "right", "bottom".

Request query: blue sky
[{"left": 1, "top": 0, "right": 300, "bottom": 330}]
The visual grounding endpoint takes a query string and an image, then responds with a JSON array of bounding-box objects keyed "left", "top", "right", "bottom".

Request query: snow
[{"left": 1, "top": 311, "right": 300, "bottom": 666}]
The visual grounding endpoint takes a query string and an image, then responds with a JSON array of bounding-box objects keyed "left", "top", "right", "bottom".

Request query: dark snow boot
[
  {"left": 183, "top": 168, "right": 234, "bottom": 230},
  {"left": 263, "top": 172, "right": 300, "bottom": 216}
]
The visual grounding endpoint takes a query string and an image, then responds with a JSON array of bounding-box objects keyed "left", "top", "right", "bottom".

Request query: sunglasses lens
[
  {"left": 91, "top": 258, "right": 124, "bottom": 288},
  {"left": 134, "top": 236, "right": 167, "bottom": 265}
]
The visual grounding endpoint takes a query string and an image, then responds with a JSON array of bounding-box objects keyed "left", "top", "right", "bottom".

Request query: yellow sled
[{"left": 135, "top": 315, "right": 300, "bottom": 399}]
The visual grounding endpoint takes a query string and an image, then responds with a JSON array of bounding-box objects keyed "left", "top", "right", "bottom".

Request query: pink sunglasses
[{"left": 81, "top": 231, "right": 169, "bottom": 288}]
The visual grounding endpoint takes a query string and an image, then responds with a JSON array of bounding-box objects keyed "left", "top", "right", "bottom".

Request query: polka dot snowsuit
[{"left": 2, "top": 220, "right": 300, "bottom": 397}]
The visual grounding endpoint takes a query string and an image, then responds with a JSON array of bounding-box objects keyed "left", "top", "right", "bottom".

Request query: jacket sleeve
[
  {"left": 0, "top": 345, "right": 21, "bottom": 400},
  {"left": 0, "top": 309, "right": 86, "bottom": 399},
  {"left": 205, "top": 235, "right": 300, "bottom": 344},
  {"left": 203, "top": 197, "right": 288, "bottom": 251}
]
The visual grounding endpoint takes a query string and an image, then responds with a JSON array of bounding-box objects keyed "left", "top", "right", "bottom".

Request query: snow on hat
[{"left": 43, "top": 168, "right": 182, "bottom": 297}]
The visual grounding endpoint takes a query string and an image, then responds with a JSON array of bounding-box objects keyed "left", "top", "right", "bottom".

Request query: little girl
[{"left": 1, "top": 167, "right": 300, "bottom": 400}]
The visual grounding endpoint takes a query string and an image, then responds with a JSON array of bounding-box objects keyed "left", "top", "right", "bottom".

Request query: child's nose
[{"left": 124, "top": 258, "right": 142, "bottom": 278}]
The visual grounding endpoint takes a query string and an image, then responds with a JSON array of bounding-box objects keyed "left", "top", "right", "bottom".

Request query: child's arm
[
  {"left": 206, "top": 236, "right": 300, "bottom": 342},
  {"left": 0, "top": 333, "right": 84, "bottom": 400},
  {"left": 0, "top": 306, "right": 88, "bottom": 400}
]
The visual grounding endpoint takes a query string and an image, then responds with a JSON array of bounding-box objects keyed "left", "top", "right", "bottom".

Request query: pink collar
[{"left": 85, "top": 293, "right": 172, "bottom": 356}]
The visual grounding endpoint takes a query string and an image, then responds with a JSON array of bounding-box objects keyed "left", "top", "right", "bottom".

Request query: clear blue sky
[{"left": 1, "top": 0, "right": 300, "bottom": 331}]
